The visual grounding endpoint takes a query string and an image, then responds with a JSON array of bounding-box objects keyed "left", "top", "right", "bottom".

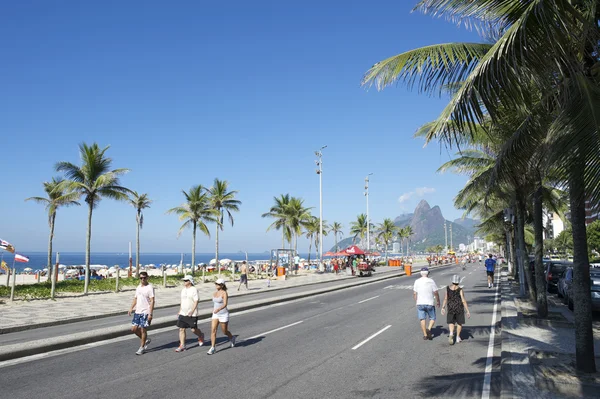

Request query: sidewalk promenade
[{"left": 500, "top": 268, "right": 600, "bottom": 398}]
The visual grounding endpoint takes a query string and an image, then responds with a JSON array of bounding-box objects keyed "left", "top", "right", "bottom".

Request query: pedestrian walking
[
  {"left": 485, "top": 254, "right": 496, "bottom": 288},
  {"left": 413, "top": 267, "right": 440, "bottom": 340},
  {"left": 441, "top": 275, "right": 471, "bottom": 345},
  {"left": 238, "top": 261, "right": 249, "bottom": 291},
  {"left": 128, "top": 271, "right": 154, "bottom": 355},
  {"left": 175, "top": 275, "right": 205, "bottom": 352},
  {"left": 207, "top": 278, "right": 235, "bottom": 355}
]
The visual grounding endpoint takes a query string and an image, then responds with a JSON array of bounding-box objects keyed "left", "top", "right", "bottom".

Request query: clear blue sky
[{"left": 1, "top": 1, "right": 481, "bottom": 254}]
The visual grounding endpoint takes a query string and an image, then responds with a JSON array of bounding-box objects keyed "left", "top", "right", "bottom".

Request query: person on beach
[
  {"left": 485, "top": 254, "right": 496, "bottom": 288},
  {"left": 413, "top": 267, "right": 440, "bottom": 340},
  {"left": 207, "top": 278, "right": 235, "bottom": 355},
  {"left": 352, "top": 257, "right": 358, "bottom": 276},
  {"left": 175, "top": 275, "right": 205, "bottom": 352},
  {"left": 128, "top": 271, "right": 154, "bottom": 355},
  {"left": 238, "top": 261, "right": 248, "bottom": 291},
  {"left": 441, "top": 274, "right": 471, "bottom": 345}
]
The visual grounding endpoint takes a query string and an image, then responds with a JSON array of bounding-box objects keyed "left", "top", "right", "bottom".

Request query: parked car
[
  {"left": 559, "top": 267, "right": 600, "bottom": 311},
  {"left": 545, "top": 261, "right": 572, "bottom": 293}
]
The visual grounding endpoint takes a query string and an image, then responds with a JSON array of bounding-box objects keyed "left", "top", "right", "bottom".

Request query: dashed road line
[
  {"left": 358, "top": 295, "right": 380, "bottom": 304},
  {"left": 351, "top": 325, "right": 392, "bottom": 350}
]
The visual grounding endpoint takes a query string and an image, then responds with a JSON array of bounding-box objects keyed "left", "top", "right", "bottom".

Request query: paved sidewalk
[
  {"left": 0, "top": 266, "right": 418, "bottom": 333},
  {"left": 500, "top": 268, "right": 600, "bottom": 398}
]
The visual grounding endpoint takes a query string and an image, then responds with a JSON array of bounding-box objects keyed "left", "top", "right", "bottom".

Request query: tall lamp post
[
  {"left": 450, "top": 223, "right": 453, "bottom": 251},
  {"left": 365, "top": 173, "right": 373, "bottom": 251},
  {"left": 315, "top": 145, "right": 327, "bottom": 272},
  {"left": 444, "top": 221, "right": 448, "bottom": 252}
]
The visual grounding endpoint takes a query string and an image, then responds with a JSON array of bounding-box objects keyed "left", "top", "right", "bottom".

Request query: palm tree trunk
[
  {"left": 516, "top": 201, "right": 535, "bottom": 302},
  {"left": 335, "top": 234, "right": 338, "bottom": 253},
  {"left": 216, "top": 222, "right": 220, "bottom": 279},
  {"left": 569, "top": 161, "right": 596, "bottom": 373},
  {"left": 308, "top": 238, "right": 312, "bottom": 263},
  {"left": 84, "top": 203, "right": 93, "bottom": 295},
  {"left": 281, "top": 230, "right": 285, "bottom": 249},
  {"left": 192, "top": 221, "right": 196, "bottom": 278},
  {"left": 135, "top": 213, "right": 141, "bottom": 278},
  {"left": 533, "top": 184, "right": 548, "bottom": 318},
  {"left": 48, "top": 212, "right": 56, "bottom": 283}
]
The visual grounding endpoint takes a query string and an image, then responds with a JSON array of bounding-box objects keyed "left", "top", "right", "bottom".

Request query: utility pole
[
  {"left": 365, "top": 173, "right": 373, "bottom": 251},
  {"left": 450, "top": 223, "right": 453, "bottom": 251},
  {"left": 315, "top": 145, "right": 327, "bottom": 272}
]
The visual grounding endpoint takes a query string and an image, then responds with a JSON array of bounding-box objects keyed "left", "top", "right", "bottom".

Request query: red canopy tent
[
  {"left": 341, "top": 245, "right": 365, "bottom": 256},
  {"left": 323, "top": 251, "right": 335, "bottom": 257}
]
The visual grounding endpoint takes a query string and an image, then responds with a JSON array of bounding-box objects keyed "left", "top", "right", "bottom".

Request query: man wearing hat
[
  {"left": 441, "top": 275, "right": 471, "bottom": 345},
  {"left": 174, "top": 275, "right": 205, "bottom": 352},
  {"left": 413, "top": 267, "right": 440, "bottom": 340}
]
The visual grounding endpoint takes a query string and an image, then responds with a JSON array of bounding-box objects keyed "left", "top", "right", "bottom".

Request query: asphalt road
[{"left": 0, "top": 263, "right": 501, "bottom": 399}]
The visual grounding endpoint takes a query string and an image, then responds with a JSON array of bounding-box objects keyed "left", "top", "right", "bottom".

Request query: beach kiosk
[{"left": 270, "top": 249, "right": 296, "bottom": 280}]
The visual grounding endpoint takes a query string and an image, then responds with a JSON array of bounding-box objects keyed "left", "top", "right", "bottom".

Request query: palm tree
[
  {"left": 128, "top": 192, "right": 152, "bottom": 278},
  {"left": 330, "top": 222, "right": 344, "bottom": 252},
  {"left": 377, "top": 219, "right": 398, "bottom": 261},
  {"left": 166, "top": 186, "right": 215, "bottom": 281},
  {"left": 262, "top": 194, "right": 291, "bottom": 248},
  {"left": 404, "top": 226, "right": 414, "bottom": 256},
  {"left": 304, "top": 217, "right": 319, "bottom": 263},
  {"left": 285, "top": 197, "right": 313, "bottom": 253},
  {"left": 206, "top": 179, "right": 241, "bottom": 278},
  {"left": 56, "top": 143, "right": 130, "bottom": 294},
  {"left": 350, "top": 214, "right": 368, "bottom": 245},
  {"left": 362, "top": 0, "right": 599, "bottom": 372},
  {"left": 312, "top": 218, "right": 329, "bottom": 262},
  {"left": 25, "top": 177, "right": 80, "bottom": 282}
]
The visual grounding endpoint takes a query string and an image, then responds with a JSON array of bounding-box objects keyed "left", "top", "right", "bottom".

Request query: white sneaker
[
  {"left": 136, "top": 347, "right": 145, "bottom": 355},
  {"left": 230, "top": 336, "right": 236, "bottom": 348},
  {"left": 456, "top": 337, "right": 462, "bottom": 343},
  {"left": 144, "top": 338, "right": 151, "bottom": 350},
  {"left": 207, "top": 347, "right": 215, "bottom": 355}
]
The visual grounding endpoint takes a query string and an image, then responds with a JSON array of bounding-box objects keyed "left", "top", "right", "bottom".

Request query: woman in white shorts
[{"left": 207, "top": 278, "right": 235, "bottom": 355}]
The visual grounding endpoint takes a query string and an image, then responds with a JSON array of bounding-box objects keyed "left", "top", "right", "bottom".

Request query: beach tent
[
  {"left": 323, "top": 251, "right": 335, "bottom": 257},
  {"left": 341, "top": 245, "right": 365, "bottom": 255}
]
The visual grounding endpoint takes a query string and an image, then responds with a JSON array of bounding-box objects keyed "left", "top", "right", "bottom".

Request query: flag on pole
[
  {"left": 0, "top": 239, "right": 15, "bottom": 254},
  {"left": 0, "top": 260, "right": 8, "bottom": 272},
  {"left": 14, "top": 253, "right": 29, "bottom": 263}
]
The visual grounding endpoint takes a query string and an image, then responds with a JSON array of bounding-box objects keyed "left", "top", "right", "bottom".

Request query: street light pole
[
  {"left": 365, "top": 173, "right": 373, "bottom": 251},
  {"left": 450, "top": 223, "right": 453, "bottom": 251},
  {"left": 315, "top": 145, "right": 327, "bottom": 272},
  {"left": 444, "top": 221, "right": 448, "bottom": 252}
]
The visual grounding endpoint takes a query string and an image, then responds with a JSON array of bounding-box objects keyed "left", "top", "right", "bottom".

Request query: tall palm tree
[
  {"left": 304, "top": 217, "right": 319, "bottom": 263},
  {"left": 350, "top": 214, "right": 368, "bottom": 245},
  {"left": 312, "top": 218, "right": 329, "bottom": 262},
  {"left": 128, "top": 192, "right": 152, "bottom": 278},
  {"left": 25, "top": 177, "right": 80, "bottom": 282},
  {"left": 284, "top": 197, "right": 313, "bottom": 253},
  {"left": 262, "top": 194, "right": 291, "bottom": 249},
  {"left": 206, "top": 179, "right": 241, "bottom": 278},
  {"left": 166, "top": 186, "right": 215, "bottom": 281},
  {"left": 56, "top": 143, "right": 130, "bottom": 294},
  {"left": 330, "top": 222, "right": 344, "bottom": 252},
  {"left": 404, "top": 226, "right": 414, "bottom": 256},
  {"left": 377, "top": 219, "right": 397, "bottom": 261}
]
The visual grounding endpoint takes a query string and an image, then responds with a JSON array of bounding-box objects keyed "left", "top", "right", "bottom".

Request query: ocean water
[{"left": 1, "top": 252, "right": 316, "bottom": 272}]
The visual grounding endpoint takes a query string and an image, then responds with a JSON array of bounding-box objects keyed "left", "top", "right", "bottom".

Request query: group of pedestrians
[
  {"left": 413, "top": 254, "right": 496, "bottom": 344},
  {"left": 128, "top": 271, "right": 235, "bottom": 356}
]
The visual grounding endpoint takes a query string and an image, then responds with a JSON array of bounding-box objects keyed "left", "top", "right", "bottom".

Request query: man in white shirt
[
  {"left": 128, "top": 271, "right": 155, "bottom": 355},
  {"left": 413, "top": 267, "right": 440, "bottom": 340},
  {"left": 175, "top": 275, "right": 205, "bottom": 352}
]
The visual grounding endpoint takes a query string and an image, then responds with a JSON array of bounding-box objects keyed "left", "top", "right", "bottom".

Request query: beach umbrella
[
  {"left": 220, "top": 259, "right": 232, "bottom": 265},
  {"left": 23, "top": 267, "right": 32, "bottom": 272},
  {"left": 324, "top": 251, "right": 335, "bottom": 257},
  {"left": 209, "top": 259, "right": 217, "bottom": 265},
  {"left": 43, "top": 268, "right": 48, "bottom": 272}
]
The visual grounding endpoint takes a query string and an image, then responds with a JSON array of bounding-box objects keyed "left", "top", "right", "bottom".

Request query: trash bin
[
  {"left": 404, "top": 264, "right": 412, "bottom": 276},
  {"left": 277, "top": 266, "right": 285, "bottom": 277}
]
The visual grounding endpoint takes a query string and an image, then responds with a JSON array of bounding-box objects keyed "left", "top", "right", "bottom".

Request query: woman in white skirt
[{"left": 207, "top": 278, "right": 235, "bottom": 355}]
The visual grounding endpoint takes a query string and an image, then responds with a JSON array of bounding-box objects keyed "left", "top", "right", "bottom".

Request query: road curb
[
  {"left": 0, "top": 268, "right": 403, "bottom": 335},
  {"left": 0, "top": 268, "right": 412, "bottom": 362}
]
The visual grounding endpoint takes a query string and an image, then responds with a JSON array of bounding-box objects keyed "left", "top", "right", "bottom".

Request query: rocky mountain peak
[{"left": 414, "top": 200, "right": 431, "bottom": 214}]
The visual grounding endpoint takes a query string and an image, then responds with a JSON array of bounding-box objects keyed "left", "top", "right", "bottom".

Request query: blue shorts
[
  {"left": 132, "top": 313, "right": 150, "bottom": 328},
  {"left": 417, "top": 305, "right": 436, "bottom": 321}
]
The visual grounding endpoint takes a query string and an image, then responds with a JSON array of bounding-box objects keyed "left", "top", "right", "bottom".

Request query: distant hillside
[{"left": 329, "top": 200, "right": 478, "bottom": 253}]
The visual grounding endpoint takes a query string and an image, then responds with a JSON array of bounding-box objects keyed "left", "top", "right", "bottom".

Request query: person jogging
[
  {"left": 237, "top": 261, "right": 248, "bottom": 291},
  {"left": 128, "top": 271, "right": 154, "bottom": 355},
  {"left": 485, "top": 254, "right": 497, "bottom": 288},
  {"left": 413, "top": 267, "right": 440, "bottom": 340},
  {"left": 175, "top": 275, "right": 205, "bottom": 352},
  {"left": 441, "top": 275, "right": 471, "bottom": 345},
  {"left": 207, "top": 278, "right": 235, "bottom": 355}
]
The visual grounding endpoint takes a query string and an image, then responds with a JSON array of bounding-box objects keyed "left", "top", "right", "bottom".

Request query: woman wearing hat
[
  {"left": 175, "top": 275, "right": 205, "bottom": 352},
  {"left": 441, "top": 275, "right": 471, "bottom": 345},
  {"left": 207, "top": 278, "right": 235, "bottom": 355}
]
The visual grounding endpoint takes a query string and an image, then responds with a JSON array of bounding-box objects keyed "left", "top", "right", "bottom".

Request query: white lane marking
[
  {"left": 351, "top": 325, "right": 392, "bottom": 350},
  {"left": 481, "top": 274, "right": 501, "bottom": 399},
  {"left": 358, "top": 295, "right": 380, "bottom": 304},
  {"left": 247, "top": 321, "right": 303, "bottom": 340}
]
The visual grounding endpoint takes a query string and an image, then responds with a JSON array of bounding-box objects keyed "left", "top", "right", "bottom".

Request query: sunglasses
[{"left": 140, "top": 276, "right": 148, "bottom": 280}]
